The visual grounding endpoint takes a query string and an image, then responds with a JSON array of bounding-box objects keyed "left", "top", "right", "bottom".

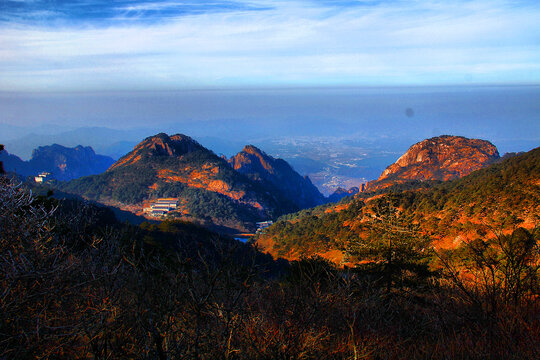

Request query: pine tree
[{"left": 347, "top": 201, "right": 434, "bottom": 294}]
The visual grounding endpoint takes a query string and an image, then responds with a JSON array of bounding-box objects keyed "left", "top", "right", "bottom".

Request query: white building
[
  {"left": 256, "top": 220, "right": 274, "bottom": 233},
  {"left": 144, "top": 198, "right": 180, "bottom": 217},
  {"left": 34, "top": 172, "right": 52, "bottom": 183}
]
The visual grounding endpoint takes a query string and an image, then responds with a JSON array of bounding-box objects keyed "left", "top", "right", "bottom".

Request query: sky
[{"left": 1, "top": 0, "right": 540, "bottom": 91}]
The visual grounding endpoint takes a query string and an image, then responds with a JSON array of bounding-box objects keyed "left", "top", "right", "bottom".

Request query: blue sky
[{"left": 0, "top": 0, "right": 539, "bottom": 91}]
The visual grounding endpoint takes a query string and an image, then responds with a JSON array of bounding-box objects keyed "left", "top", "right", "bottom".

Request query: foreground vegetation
[{"left": 1, "top": 172, "right": 539, "bottom": 359}]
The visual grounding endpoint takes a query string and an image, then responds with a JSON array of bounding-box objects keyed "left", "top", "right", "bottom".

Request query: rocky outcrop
[
  {"left": 109, "top": 133, "right": 205, "bottom": 170},
  {"left": 0, "top": 144, "right": 114, "bottom": 181},
  {"left": 367, "top": 135, "right": 500, "bottom": 191},
  {"left": 229, "top": 145, "right": 325, "bottom": 209},
  {"left": 257, "top": 146, "right": 539, "bottom": 263}
]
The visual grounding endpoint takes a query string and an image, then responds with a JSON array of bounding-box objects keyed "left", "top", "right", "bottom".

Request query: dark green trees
[{"left": 347, "top": 202, "right": 434, "bottom": 294}]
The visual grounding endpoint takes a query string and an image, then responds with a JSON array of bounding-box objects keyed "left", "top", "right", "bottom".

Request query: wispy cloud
[
  {"left": 0, "top": 0, "right": 267, "bottom": 24},
  {"left": 0, "top": 0, "right": 539, "bottom": 90}
]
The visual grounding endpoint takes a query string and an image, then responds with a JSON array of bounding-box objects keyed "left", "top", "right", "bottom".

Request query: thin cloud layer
[{"left": 0, "top": 0, "right": 539, "bottom": 90}]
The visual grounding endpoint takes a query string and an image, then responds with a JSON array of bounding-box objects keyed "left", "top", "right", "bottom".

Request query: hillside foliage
[
  {"left": 1, "top": 175, "right": 539, "bottom": 359},
  {"left": 258, "top": 147, "right": 540, "bottom": 258}
]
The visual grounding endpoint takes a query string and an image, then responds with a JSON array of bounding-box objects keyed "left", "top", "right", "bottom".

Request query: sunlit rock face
[
  {"left": 367, "top": 135, "right": 500, "bottom": 190},
  {"left": 109, "top": 133, "right": 204, "bottom": 171},
  {"left": 106, "top": 134, "right": 279, "bottom": 211}
]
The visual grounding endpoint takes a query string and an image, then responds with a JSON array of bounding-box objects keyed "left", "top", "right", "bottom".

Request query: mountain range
[
  {"left": 4, "top": 133, "right": 529, "bottom": 238},
  {"left": 0, "top": 124, "right": 419, "bottom": 194},
  {"left": 60, "top": 133, "right": 325, "bottom": 232},
  {"left": 0, "top": 144, "right": 114, "bottom": 181}
]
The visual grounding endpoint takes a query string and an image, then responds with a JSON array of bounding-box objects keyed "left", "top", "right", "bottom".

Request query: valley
[{"left": 1, "top": 130, "right": 539, "bottom": 359}]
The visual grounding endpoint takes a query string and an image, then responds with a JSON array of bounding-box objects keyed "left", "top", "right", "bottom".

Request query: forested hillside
[
  {"left": 1, "top": 171, "right": 538, "bottom": 359},
  {"left": 258, "top": 147, "right": 540, "bottom": 261},
  {"left": 61, "top": 134, "right": 299, "bottom": 231}
]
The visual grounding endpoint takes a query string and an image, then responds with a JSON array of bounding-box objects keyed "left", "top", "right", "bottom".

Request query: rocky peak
[
  {"left": 32, "top": 144, "right": 96, "bottom": 161},
  {"left": 109, "top": 133, "right": 205, "bottom": 170},
  {"left": 229, "top": 145, "right": 276, "bottom": 175},
  {"left": 368, "top": 135, "right": 500, "bottom": 190},
  {"left": 138, "top": 133, "right": 202, "bottom": 157},
  {"left": 229, "top": 145, "right": 325, "bottom": 209},
  {"left": 242, "top": 144, "right": 261, "bottom": 154},
  {"left": 30, "top": 144, "right": 114, "bottom": 181},
  {"left": 0, "top": 144, "right": 114, "bottom": 181}
]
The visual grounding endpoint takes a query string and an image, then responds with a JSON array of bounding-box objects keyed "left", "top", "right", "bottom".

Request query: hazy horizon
[{"left": 1, "top": 85, "right": 538, "bottom": 156}]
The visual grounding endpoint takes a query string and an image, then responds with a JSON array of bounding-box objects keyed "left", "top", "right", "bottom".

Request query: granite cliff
[
  {"left": 109, "top": 133, "right": 205, "bottom": 171},
  {"left": 367, "top": 135, "right": 499, "bottom": 190}
]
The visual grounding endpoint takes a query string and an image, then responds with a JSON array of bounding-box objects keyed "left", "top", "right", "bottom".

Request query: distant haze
[{"left": 1, "top": 85, "right": 538, "bottom": 155}]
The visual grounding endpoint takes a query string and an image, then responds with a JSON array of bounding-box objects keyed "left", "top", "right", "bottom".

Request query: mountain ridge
[
  {"left": 0, "top": 144, "right": 114, "bottom": 181},
  {"left": 228, "top": 144, "right": 326, "bottom": 210},
  {"left": 109, "top": 133, "right": 206, "bottom": 170},
  {"left": 60, "top": 133, "right": 321, "bottom": 231}
]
